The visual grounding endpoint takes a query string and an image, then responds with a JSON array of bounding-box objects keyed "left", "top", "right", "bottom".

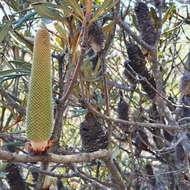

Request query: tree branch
[{"left": 0, "top": 149, "right": 110, "bottom": 163}]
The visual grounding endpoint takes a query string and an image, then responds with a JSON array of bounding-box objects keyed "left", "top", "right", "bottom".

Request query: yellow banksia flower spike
[{"left": 26, "top": 27, "right": 53, "bottom": 152}]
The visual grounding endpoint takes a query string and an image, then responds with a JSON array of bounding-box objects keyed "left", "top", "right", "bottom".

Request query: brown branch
[
  {"left": 59, "top": 15, "right": 90, "bottom": 105},
  {"left": 104, "top": 158, "right": 126, "bottom": 190},
  {"left": 84, "top": 102, "right": 190, "bottom": 131},
  {"left": 0, "top": 149, "right": 110, "bottom": 163},
  {"left": 59, "top": 47, "right": 86, "bottom": 104}
]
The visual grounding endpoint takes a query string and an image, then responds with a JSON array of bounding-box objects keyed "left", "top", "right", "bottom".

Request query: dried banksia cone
[
  {"left": 26, "top": 28, "right": 53, "bottom": 152},
  {"left": 126, "top": 43, "right": 146, "bottom": 76},
  {"left": 135, "top": 2, "right": 157, "bottom": 46},
  {"left": 4, "top": 144, "right": 26, "bottom": 190},
  {"left": 80, "top": 112, "right": 108, "bottom": 152},
  {"left": 88, "top": 22, "right": 105, "bottom": 53},
  {"left": 179, "top": 52, "right": 190, "bottom": 97},
  {"left": 179, "top": 75, "right": 190, "bottom": 97},
  {"left": 125, "top": 43, "right": 156, "bottom": 99},
  {"left": 117, "top": 92, "right": 129, "bottom": 133},
  {"left": 134, "top": 129, "right": 149, "bottom": 156},
  {"left": 175, "top": 143, "right": 185, "bottom": 164},
  {"left": 179, "top": 96, "right": 190, "bottom": 118},
  {"left": 145, "top": 163, "right": 156, "bottom": 187},
  {"left": 5, "top": 164, "right": 26, "bottom": 190}
]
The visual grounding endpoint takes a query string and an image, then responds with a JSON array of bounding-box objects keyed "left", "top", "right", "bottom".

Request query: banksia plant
[
  {"left": 80, "top": 112, "right": 108, "bottom": 152},
  {"left": 124, "top": 43, "right": 156, "bottom": 99},
  {"left": 26, "top": 27, "right": 53, "bottom": 153},
  {"left": 88, "top": 22, "right": 105, "bottom": 53},
  {"left": 135, "top": 2, "right": 157, "bottom": 46}
]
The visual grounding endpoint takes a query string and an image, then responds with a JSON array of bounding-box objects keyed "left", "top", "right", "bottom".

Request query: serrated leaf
[
  {"left": 33, "top": 2, "right": 64, "bottom": 21},
  {"left": 54, "top": 22, "right": 68, "bottom": 45},
  {"left": 0, "top": 21, "right": 12, "bottom": 43},
  {"left": 91, "top": 0, "right": 115, "bottom": 23},
  {"left": 162, "top": 4, "right": 176, "bottom": 24},
  {"left": 102, "top": 21, "right": 114, "bottom": 37},
  {"left": 60, "top": 0, "right": 84, "bottom": 21}
]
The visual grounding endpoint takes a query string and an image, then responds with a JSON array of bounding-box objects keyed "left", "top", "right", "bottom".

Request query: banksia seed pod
[
  {"left": 180, "top": 96, "right": 190, "bottom": 118},
  {"left": 179, "top": 52, "right": 190, "bottom": 96},
  {"left": 117, "top": 92, "right": 129, "bottom": 133},
  {"left": 145, "top": 163, "right": 156, "bottom": 187},
  {"left": 126, "top": 43, "right": 146, "bottom": 76},
  {"left": 179, "top": 75, "right": 190, "bottom": 97},
  {"left": 134, "top": 129, "right": 149, "bottom": 156},
  {"left": 135, "top": 2, "right": 157, "bottom": 46},
  {"left": 88, "top": 22, "right": 105, "bottom": 53},
  {"left": 4, "top": 144, "right": 26, "bottom": 190},
  {"left": 80, "top": 112, "right": 108, "bottom": 152},
  {"left": 175, "top": 143, "right": 185, "bottom": 164},
  {"left": 125, "top": 43, "right": 156, "bottom": 99},
  {"left": 26, "top": 28, "right": 53, "bottom": 152},
  {"left": 5, "top": 164, "right": 26, "bottom": 190}
]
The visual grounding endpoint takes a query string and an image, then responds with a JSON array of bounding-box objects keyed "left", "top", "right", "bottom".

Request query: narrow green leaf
[
  {"left": 0, "top": 21, "right": 12, "bottom": 43},
  {"left": 13, "top": 31, "right": 33, "bottom": 51},
  {"left": 8, "top": 60, "right": 32, "bottom": 71},
  {"left": 0, "top": 69, "right": 30, "bottom": 77},
  {"left": 6, "top": 0, "right": 20, "bottom": 11}
]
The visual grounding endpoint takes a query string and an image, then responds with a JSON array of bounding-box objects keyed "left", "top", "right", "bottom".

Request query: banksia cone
[
  {"left": 80, "top": 112, "right": 108, "bottom": 152},
  {"left": 88, "top": 22, "right": 105, "bottom": 53},
  {"left": 179, "top": 96, "right": 190, "bottom": 118},
  {"left": 125, "top": 43, "right": 156, "bottom": 99},
  {"left": 4, "top": 144, "right": 26, "bottom": 190},
  {"left": 179, "top": 53, "right": 190, "bottom": 97},
  {"left": 26, "top": 28, "right": 53, "bottom": 152},
  {"left": 117, "top": 92, "right": 129, "bottom": 133},
  {"left": 145, "top": 163, "right": 156, "bottom": 187},
  {"left": 5, "top": 164, "right": 26, "bottom": 190},
  {"left": 134, "top": 129, "right": 149, "bottom": 156},
  {"left": 126, "top": 43, "right": 146, "bottom": 76},
  {"left": 135, "top": 2, "right": 157, "bottom": 46}
]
